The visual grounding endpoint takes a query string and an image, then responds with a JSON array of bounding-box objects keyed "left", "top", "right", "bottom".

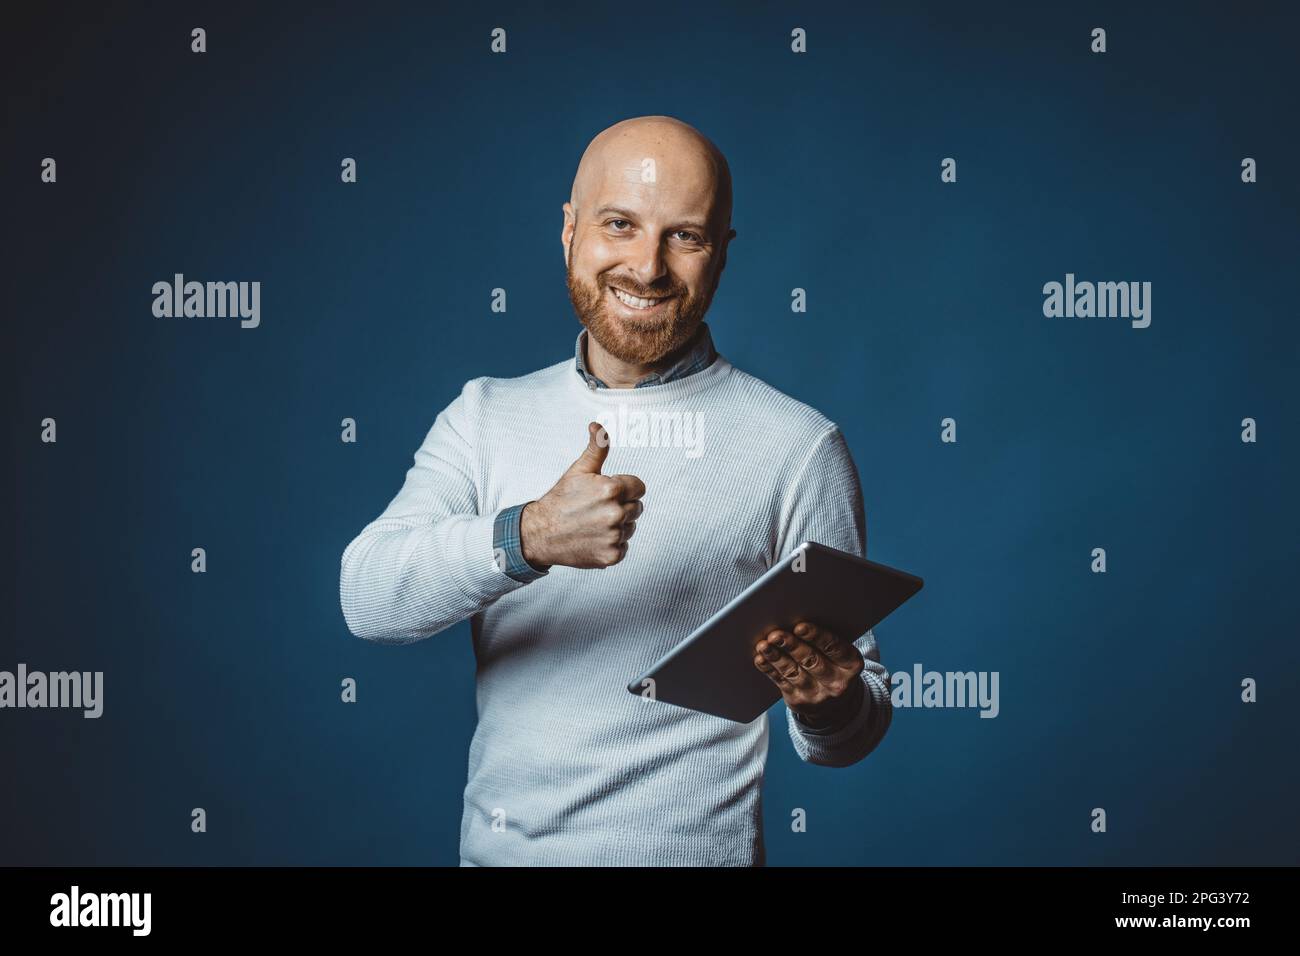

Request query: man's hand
[
  {"left": 520, "top": 422, "right": 646, "bottom": 570},
  {"left": 754, "top": 621, "right": 865, "bottom": 725}
]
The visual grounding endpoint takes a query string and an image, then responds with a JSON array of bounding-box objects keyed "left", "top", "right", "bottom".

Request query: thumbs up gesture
[{"left": 519, "top": 422, "right": 646, "bottom": 570}]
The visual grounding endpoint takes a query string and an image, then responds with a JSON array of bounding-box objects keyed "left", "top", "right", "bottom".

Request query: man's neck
[{"left": 585, "top": 331, "right": 685, "bottom": 388}]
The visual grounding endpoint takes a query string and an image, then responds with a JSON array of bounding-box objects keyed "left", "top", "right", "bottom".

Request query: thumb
[{"left": 564, "top": 421, "right": 609, "bottom": 475}]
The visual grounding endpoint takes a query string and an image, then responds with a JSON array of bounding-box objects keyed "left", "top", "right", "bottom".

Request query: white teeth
[{"left": 612, "top": 287, "right": 664, "bottom": 310}]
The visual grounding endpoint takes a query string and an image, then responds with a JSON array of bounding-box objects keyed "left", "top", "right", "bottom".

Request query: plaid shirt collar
[{"left": 574, "top": 322, "right": 718, "bottom": 389}]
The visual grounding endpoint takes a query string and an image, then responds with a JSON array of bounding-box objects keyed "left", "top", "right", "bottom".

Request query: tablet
[{"left": 626, "top": 541, "right": 923, "bottom": 723}]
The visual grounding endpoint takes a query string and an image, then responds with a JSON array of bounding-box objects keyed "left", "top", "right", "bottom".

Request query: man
[{"left": 340, "top": 115, "right": 892, "bottom": 866}]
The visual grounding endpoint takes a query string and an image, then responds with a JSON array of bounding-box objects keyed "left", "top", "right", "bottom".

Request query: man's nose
[{"left": 625, "top": 234, "right": 668, "bottom": 289}]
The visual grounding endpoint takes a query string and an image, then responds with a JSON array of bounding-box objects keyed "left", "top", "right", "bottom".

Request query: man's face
[{"left": 564, "top": 150, "right": 729, "bottom": 365}]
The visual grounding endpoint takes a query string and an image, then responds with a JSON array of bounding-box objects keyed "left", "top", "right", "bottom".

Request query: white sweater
[{"left": 339, "top": 352, "right": 893, "bottom": 866}]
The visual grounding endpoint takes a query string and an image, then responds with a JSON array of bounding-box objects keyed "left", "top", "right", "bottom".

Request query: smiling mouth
[{"left": 609, "top": 286, "right": 675, "bottom": 311}]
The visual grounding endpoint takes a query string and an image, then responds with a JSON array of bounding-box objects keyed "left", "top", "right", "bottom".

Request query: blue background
[{"left": 5, "top": 0, "right": 1298, "bottom": 865}]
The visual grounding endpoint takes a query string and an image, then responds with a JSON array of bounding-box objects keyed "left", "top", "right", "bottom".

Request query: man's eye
[
  {"left": 675, "top": 231, "right": 702, "bottom": 243},
  {"left": 608, "top": 219, "right": 630, "bottom": 231}
]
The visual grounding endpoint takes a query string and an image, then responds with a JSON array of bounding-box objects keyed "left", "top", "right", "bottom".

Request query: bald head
[
  {"left": 569, "top": 115, "right": 732, "bottom": 244},
  {"left": 562, "top": 115, "right": 735, "bottom": 377}
]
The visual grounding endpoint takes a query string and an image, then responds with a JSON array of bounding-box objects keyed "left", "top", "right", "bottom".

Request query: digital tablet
[{"left": 626, "top": 541, "right": 923, "bottom": 723}]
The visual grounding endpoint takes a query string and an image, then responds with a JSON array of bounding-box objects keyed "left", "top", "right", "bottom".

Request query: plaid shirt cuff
[{"left": 492, "top": 504, "right": 549, "bottom": 583}]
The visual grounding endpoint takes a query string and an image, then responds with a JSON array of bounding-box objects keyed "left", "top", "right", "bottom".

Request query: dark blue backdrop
[{"left": 6, "top": 0, "right": 1298, "bottom": 865}]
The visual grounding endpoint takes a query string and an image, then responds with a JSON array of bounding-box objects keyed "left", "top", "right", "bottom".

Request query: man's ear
[
  {"left": 561, "top": 202, "right": 576, "bottom": 267},
  {"left": 710, "top": 228, "right": 735, "bottom": 295}
]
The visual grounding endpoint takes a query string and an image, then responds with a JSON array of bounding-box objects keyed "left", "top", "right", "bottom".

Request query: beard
[{"left": 566, "top": 249, "right": 713, "bottom": 366}]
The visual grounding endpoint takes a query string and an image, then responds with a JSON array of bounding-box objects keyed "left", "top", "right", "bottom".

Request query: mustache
[{"left": 600, "top": 275, "right": 685, "bottom": 298}]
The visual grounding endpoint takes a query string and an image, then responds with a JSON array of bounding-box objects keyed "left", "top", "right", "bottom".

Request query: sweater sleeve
[
  {"left": 339, "top": 378, "right": 533, "bottom": 643},
  {"left": 775, "top": 425, "right": 894, "bottom": 768}
]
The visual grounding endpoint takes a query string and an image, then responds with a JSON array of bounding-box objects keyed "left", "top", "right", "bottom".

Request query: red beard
[{"left": 566, "top": 259, "right": 712, "bottom": 366}]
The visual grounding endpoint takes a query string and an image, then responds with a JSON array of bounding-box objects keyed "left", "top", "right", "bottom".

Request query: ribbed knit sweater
[{"left": 339, "top": 352, "right": 893, "bottom": 866}]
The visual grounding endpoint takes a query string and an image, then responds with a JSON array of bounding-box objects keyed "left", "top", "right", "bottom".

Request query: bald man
[{"left": 340, "top": 115, "right": 893, "bottom": 866}]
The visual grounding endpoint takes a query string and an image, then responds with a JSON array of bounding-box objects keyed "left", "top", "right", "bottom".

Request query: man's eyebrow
[
  {"left": 592, "top": 206, "right": 711, "bottom": 234},
  {"left": 593, "top": 205, "right": 638, "bottom": 220}
]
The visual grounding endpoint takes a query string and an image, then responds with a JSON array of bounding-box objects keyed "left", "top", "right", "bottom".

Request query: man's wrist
[
  {"left": 492, "top": 504, "right": 549, "bottom": 582},
  {"left": 795, "top": 677, "right": 866, "bottom": 732},
  {"left": 519, "top": 501, "right": 552, "bottom": 571}
]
